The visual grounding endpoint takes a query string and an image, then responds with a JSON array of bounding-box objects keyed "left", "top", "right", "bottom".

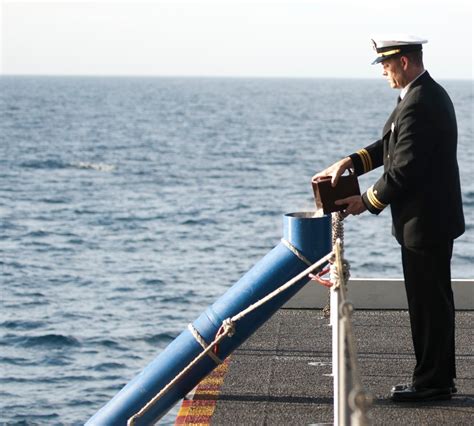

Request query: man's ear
[{"left": 400, "top": 55, "right": 409, "bottom": 70}]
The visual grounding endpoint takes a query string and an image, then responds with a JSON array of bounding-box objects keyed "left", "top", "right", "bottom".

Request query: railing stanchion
[{"left": 331, "top": 285, "right": 340, "bottom": 425}]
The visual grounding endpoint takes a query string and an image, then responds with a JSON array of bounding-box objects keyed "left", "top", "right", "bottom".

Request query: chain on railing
[
  {"left": 331, "top": 219, "right": 372, "bottom": 425},
  {"left": 322, "top": 212, "right": 345, "bottom": 317}
]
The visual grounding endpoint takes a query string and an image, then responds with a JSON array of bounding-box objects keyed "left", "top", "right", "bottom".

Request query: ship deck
[{"left": 176, "top": 308, "right": 473, "bottom": 425}]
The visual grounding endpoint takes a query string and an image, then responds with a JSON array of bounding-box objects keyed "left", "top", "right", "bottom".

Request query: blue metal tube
[{"left": 86, "top": 212, "right": 331, "bottom": 425}]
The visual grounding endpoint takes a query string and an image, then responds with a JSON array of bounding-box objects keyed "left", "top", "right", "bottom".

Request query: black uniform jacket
[{"left": 350, "top": 71, "right": 465, "bottom": 247}]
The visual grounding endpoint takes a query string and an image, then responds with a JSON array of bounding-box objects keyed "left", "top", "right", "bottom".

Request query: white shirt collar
[{"left": 400, "top": 70, "right": 426, "bottom": 99}]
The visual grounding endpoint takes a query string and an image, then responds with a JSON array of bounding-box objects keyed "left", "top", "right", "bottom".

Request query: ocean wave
[
  {"left": 1, "top": 334, "right": 81, "bottom": 348},
  {"left": 138, "top": 278, "right": 165, "bottom": 286},
  {"left": 455, "top": 253, "right": 474, "bottom": 262},
  {"left": 0, "top": 376, "right": 32, "bottom": 384},
  {"left": 6, "top": 412, "right": 60, "bottom": 422},
  {"left": 92, "top": 362, "right": 127, "bottom": 372},
  {"left": 0, "top": 221, "right": 24, "bottom": 231},
  {"left": 1, "top": 320, "right": 45, "bottom": 330},
  {"left": 70, "top": 161, "right": 116, "bottom": 172},
  {"left": 23, "top": 230, "right": 50, "bottom": 238},
  {"left": 14, "top": 291, "right": 46, "bottom": 299},
  {"left": 112, "top": 286, "right": 133, "bottom": 293},
  {"left": 160, "top": 295, "right": 190, "bottom": 304},
  {"left": 181, "top": 218, "right": 218, "bottom": 226},
  {"left": 87, "top": 338, "right": 127, "bottom": 351},
  {"left": 39, "top": 197, "right": 71, "bottom": 204},
  {"left": 20, "top": 159, "right": 67, "bottom": 169},
  {"left": 73, "top": 208, "right": 98, "bottom": 215},
  {"left": 0, "top": 356, "right": 36, "bottom": 366},
  {"left": 143, "top": 332, "right": 176, "bottom": 345},
  {"left": 42, "top": 356, "right": 72, "bottom": 367},
  {"left": 115, "top": 215, "right": 166, "bottom": 222},
  {"left": 4, "top": 299, "right": 51, "bottom": 309},
  {"left": 253, "top": 209, "right": 281, "bottom": 217},
  {"left": 67, "top": 398, "right": 98, "bottom": 407},
  {"left": 20, "top": 159, "right": 115, "bottom": 172}
]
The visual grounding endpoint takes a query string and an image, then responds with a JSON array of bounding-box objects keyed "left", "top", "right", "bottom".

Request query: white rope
[
  {"left": 127, "top": 321, "right": 235, "bottom": 426},
  {"left": 187, "top": 324, "right": 223, "bottom": 365},
  {"left": 329, "top": 259, "right": 351, "bottom": 289},
  {"left": 280, "top": 239, "right": 312, "bottom": 266},
  {"left": 231, "top": 251, "right": 333, "bottom": 323}
]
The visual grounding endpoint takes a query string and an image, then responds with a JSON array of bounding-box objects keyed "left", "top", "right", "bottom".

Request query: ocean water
[{"left": 1, "top": 76, "right": 472, "bottom": 425}]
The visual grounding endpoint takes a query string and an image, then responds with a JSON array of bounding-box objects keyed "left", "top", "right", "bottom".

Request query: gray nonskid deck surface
[{"left": 211, "top": 309, "right": 473, "bottom": 425}]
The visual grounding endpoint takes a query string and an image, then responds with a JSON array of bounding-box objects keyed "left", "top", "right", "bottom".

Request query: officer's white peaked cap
[{"left": 371, "top": 35, "right": 428, "bottom": 64}]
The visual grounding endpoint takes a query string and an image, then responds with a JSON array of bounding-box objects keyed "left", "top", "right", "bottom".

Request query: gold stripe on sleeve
[
  {"left": 367, "top": 186, "right": 387, "bottom": 210},
  {"left": 364, "top": 149, "right": 373, "bottom": 171},
  {"left": 357, "top": 149, "right": 372, "bottom": 173},
  {"left": 357, "top": 149, "right": 369, "bottom": 173}
]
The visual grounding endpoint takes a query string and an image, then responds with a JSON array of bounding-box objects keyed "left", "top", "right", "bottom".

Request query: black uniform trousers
[{"left": 401, "top": 240, "right": 456, "bottom": 388}]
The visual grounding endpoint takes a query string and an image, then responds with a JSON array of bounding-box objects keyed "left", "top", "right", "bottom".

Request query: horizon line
[{"left": 1, "top": 73, "right": 472, "bottom": 81}]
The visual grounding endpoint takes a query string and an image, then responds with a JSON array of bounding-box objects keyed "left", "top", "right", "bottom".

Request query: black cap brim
[{"left": 372, "top": 55, "right": 396, "bottom": 65}]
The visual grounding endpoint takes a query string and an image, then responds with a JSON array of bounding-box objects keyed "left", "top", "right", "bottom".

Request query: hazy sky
[{"left": 1, "top": 0, "right": 473, "bottom": 79}]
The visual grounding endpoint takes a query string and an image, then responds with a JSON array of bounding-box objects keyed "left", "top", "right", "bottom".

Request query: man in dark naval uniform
[{"left": 314, "top": 35, "right": 465, "bottom": 401}]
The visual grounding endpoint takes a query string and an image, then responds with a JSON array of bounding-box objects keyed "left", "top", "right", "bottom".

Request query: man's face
[{"left": 381, "top": 57, "right": 406, "bottom": 89}]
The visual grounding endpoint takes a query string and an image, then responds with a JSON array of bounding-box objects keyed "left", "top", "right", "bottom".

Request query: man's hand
[
  {"left": 312, "top": 157, "right": 354, "bottom": 187},
  {"left": 335, "top": 195, "right": 367, "bottom": 217}
]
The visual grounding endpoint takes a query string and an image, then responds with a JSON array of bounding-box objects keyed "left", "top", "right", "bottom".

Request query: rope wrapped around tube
[{"left": 187, "top": 324, "right": 223, "bottom": 365}]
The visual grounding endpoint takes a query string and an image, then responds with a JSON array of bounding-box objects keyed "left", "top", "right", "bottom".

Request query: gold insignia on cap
[{"left": 377, "top": 48, "right": 401, "bottom": 58}]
